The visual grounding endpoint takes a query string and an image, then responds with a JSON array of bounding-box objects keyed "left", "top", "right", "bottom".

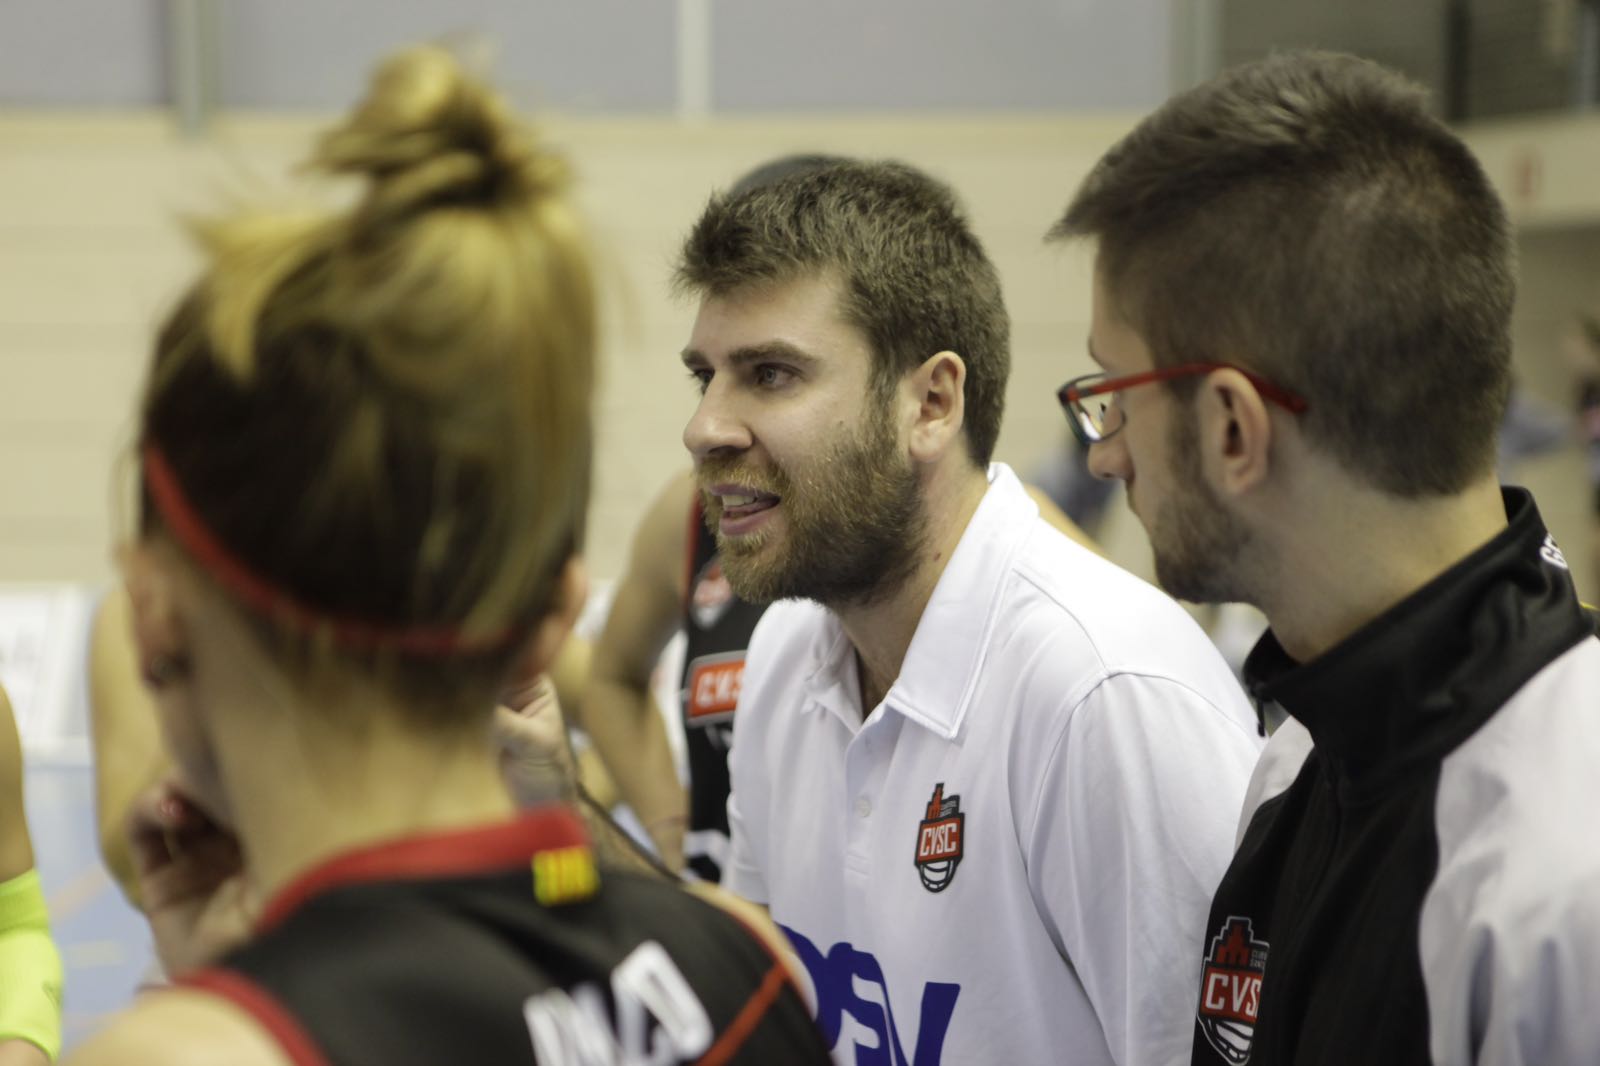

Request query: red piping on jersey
[
  {"left": 180, "top": 968, "right": 335, "bottom": 1066},
  {"left": 695, "top": 962, "right": 791, "bottom": 1066},
  {"left": 686, "top": 893, "right": 815, "bottom": 1064},
  {"left": 257, "top": 806, "right": 590, "bottom": 933},
  {"left": 140, "top": 442, "right": 520, "bottom": 657}
]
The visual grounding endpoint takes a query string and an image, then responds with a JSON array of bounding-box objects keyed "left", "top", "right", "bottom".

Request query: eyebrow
[{"left": 680, "top": 340, "right": 820, "bottom": 370}]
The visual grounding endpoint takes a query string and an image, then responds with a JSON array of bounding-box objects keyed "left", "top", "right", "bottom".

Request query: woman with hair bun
[{"left": 66, "top": 47, "right": 828, "bottom": 1066}]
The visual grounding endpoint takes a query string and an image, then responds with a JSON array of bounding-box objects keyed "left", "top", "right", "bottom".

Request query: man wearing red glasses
[{"left": 1052, "top": 51, "right": 1600, "bottom": 1066}]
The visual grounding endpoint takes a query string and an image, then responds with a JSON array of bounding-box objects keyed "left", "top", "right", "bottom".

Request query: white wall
[
  {"left": 0, "top": 1, "right": 1176, "bottom": 112},
  {"left": 4, "top": 109, "right": 1593, "bottom": 603},
  {"left": 0, "top": 111, "right": 1136, "bottom": 587},
  {"left": 1463, "top": 115, "right": 1600, "bottom": 600}
]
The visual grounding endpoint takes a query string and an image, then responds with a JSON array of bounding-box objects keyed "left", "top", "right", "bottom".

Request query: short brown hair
[
  {"left": 1052, "top": 51, "right": 1514, "bottom": 497},
  {"left": 676, "top": 160, "right": 1010, "bottom": 466},
  {"left": 139, "top": 47, "right": 595, "bottom": 716}
]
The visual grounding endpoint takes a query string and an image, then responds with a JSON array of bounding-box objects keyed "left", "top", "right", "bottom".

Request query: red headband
[{"left": 140, "top": 442, "right": 520, "bottom": 656}]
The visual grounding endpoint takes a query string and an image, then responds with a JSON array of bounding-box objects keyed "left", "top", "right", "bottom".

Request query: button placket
[{"left": 842, "top": 715, "right": 885, "bottom": 877}]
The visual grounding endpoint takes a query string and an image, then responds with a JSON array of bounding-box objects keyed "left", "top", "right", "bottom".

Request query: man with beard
[
  {"left": 675, "top": 159, "right": 1265, "bottom": 1065},
  {"left": 1052, "top": 52, "right": 1600, "bottom": 1066}
]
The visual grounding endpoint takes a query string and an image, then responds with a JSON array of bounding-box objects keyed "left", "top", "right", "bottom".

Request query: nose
[
  {"left": 1086, "top": 433, "right": 1132, "bottom": 483},
  {"left": 683, "top": 383, "right": 753, "bottom": 462}
]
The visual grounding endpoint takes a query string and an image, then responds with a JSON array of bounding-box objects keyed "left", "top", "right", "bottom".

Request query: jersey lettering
[
  {"left": 916, "top": 823, "right": 960, "bottom": 863},
  {"left": 684, "top": 653, "right": 744, "bottom": 723},
  {"left": 1196, "top": 916, "right": 1269, "bottom": 1065},
  {"left": 782, "top": 925, "right": 958, "bottom": 1066},
  {"left": 523, "top": 941, "right": 713, "bottom": 1065},
  {"left": 1201, "top": 969, "right": 1261, "bottom": 1023},
  {"left": 1540, "top": 534, "right": 1570, "bottom": 571}
]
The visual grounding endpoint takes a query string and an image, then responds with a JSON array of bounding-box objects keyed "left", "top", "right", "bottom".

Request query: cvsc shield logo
[
  {"left": 914, "top": 784, "right": 964, "bottom": 893},
  {"left": 1197, "top": 916, "right": 1269, "bottom": 1064}
]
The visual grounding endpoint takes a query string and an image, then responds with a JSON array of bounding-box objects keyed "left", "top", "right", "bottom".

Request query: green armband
[{"left": 0, "top": 869, "right": 63, "bottom": 1059}]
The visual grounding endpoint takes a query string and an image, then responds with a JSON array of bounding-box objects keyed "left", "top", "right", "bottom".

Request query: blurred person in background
[
  {"left": 1053, "top": 50, "right": 1600, "bottom": 1065},
  {"left": 67, "top": 46, "right": 829, "bottom": 1066},
  {"left": 1029, "top": 430, "right": 1118, "bottom": 539}
]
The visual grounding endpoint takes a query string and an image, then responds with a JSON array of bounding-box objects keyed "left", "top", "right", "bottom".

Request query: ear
[
  {"left": 1196, "top": 367, "right": 1274, "bottom": 497},
  {"left": 119, "top": 541, "right": 192, "bottom": 688},
  {"left": 905, "top": 351, "right": 967, "bottom": 464},
  {"left": 505, "top": 555, "right": 588, "bottom": 691}
]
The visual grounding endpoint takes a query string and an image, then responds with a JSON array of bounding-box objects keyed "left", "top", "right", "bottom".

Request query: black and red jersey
[
  {"left": 180, "top": 807, "right": 830, "bottom": 1065},
  {"left": 678, "top": 496, "right": 767, "bottom": 883}
]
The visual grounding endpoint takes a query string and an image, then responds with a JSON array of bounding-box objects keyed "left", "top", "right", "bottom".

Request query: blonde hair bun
[
  {"left": 314, "top": 46, "right": 569, "bottom": 231},
  {"left": 143, "top": 43, "right": 596, "bottom": 676}
]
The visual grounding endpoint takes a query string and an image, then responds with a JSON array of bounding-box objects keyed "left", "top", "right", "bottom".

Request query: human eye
[
  {"left": 686, "top": 366, "right": 712, "bottom": 394},
  {"left": 753, "top": 363, "right": 795, "bottom": 389}
]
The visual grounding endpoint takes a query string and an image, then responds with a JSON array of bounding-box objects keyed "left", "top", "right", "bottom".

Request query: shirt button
[{"left": 855, "top": 797, "right": 872, "bottom": 818}]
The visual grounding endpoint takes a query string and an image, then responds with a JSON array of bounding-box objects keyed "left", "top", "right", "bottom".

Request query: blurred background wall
[{"left": 2, "top": 0, "right": 1596, "bottom": 601}]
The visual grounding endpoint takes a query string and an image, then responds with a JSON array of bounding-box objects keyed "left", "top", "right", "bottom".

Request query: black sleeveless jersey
[
  {"left": 179, "top": 807, "right": 829, "bottom": 1065},
  {"left": 678, "top": 497, "right": 768, "bottom": 883}
]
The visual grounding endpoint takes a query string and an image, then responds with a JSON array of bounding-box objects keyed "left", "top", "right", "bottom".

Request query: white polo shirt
[{"left": 724, "top": 464, "right": 1263, "bottom": 1066}]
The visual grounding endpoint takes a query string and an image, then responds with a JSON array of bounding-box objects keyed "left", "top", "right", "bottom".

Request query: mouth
[
  {"left": 719, "top": 493, "right": 779, "bottom": 518},
  {"left": 705, "top": 482, "right": 781, "bottom": 535}
]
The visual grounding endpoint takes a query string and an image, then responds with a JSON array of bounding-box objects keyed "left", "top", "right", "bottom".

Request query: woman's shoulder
[{"left": 63, "top": 988, "right": 291, "bottom": 1066}]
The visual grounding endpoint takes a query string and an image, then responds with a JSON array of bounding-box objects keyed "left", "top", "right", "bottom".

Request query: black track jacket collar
[{"left": 1242, "top": 488, "right": 1593, "bottom": 786}]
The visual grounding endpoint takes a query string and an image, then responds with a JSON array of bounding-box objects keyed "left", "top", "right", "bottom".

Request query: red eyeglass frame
[{"left": 1057, "top": 362, "right": 1309, "bottom": 445}]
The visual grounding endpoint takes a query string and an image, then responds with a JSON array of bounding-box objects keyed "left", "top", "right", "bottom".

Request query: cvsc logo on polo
[
  {"left": 1197, "top": 916, "right": 1269, "bottom": 1064},
  {"left": 914, "top": 783, "right": 964, "bottom": 893}
]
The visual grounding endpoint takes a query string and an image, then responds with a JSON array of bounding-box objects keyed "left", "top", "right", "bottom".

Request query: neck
[
  {"left": 835, "top": 462, "right": 990, "bottom": 716},
  {"left": 1253, "top": 472, "right": 1507, "bottom": 663},
  {"left": 213, "top": 685, "right": 517, "bottom": 904}
]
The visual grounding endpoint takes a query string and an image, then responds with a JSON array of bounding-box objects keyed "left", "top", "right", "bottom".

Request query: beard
[
  {"left": 698, "top": 400, "right": 925, "bottom": 608},
  {"left": 1148, "top": 407, "right": 1257, "bottom": 605}
]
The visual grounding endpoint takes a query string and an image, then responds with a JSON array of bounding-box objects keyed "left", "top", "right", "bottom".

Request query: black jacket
[{"left": 1192, "top": 489, "right": 1600, "bottom": 1066}]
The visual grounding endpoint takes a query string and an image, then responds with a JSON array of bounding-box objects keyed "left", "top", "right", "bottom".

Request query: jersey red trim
[
  {"left": 695, "top": 962, "right": 790, "bottom": 1066},
  {"left": 685, "top": 893, "right": 814, "bottom": 1064},
  {"left": 180, "top": 968, "right": 334, "bottom": 1066},
  {"left": 257, "top": 806, "right": 589, "bottom": 932}
]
